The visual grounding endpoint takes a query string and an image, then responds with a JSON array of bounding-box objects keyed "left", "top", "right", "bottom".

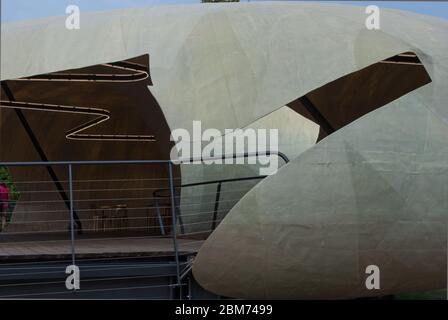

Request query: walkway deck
[{"left": 0, "top": 237, "right": 203, "bottom": 261}]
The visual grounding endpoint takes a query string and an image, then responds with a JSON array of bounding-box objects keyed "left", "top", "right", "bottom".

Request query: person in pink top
[{"left": 0, "top": 183, "right": 10, "bottom": 231}]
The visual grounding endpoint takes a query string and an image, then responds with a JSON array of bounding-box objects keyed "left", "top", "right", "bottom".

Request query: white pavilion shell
[{"left": 1, "top": 2, "right": 447, "bottom": 299}]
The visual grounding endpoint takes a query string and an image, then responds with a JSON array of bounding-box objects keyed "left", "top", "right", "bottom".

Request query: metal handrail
[
  {"left": 0, "top": 159, "right": 171, "bottom": 166},
  {"left": 0, "top": 152, "right": 288, "bottom": 167},
  {"left": 0, "top": 153, "right": 289, "bottom": 288},
  {"left": 173, "top": 150, "right": 289, "bottom": 165},
  {"left": 152, "top": 151, "right": 289, "bottom": 234},
  {"left": 153, "top": 150, "right": 289, "bottom": 196},
  {"left": 0, "top": 159, "right": 182, "bottom": 286}
]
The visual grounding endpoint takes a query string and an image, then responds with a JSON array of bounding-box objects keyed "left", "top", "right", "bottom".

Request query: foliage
[{"left": 0, "top": 166, "right": 20, "bottom": 214}]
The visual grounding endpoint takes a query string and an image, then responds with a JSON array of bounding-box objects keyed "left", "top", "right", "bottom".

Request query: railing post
[
  {"left": 154, "top": 198, "right": 166, "bottom": 235},
  {"left": 68, "top": 164, "right": 77, "bottom": 289},
  {"left": 174, "top": 189, "right": 185, "bottom": 235},
  {"left": 211, "top": 182, "right": 222, "bottom": 231},
  {"left": 168, "top": 162, "right": 181, "bottom": 286}
]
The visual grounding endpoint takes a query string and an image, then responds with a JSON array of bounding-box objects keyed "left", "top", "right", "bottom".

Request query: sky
[{"left": 1, "top": 0, "right": 448, "bottom": 22}]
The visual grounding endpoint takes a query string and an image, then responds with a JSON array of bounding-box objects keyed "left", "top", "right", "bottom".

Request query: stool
[
  {"left": 112, "top": 204, "right": 128, "bottom": 232},
  {"left": 98, "top": 205, "right": 112, "bottom": 232},
  {"left": 91, "top": 205, "right": 103, "bottom": 232}
]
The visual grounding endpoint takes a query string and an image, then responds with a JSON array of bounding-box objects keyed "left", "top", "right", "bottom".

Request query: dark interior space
[
  {"left": 0, "top": 55, "right": 179, "bottom": 236},
  {"left": 288, "top": 52, "right": 432, "bottom": 142}
]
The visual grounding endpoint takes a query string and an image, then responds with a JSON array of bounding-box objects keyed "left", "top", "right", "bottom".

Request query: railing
[
  {"left": 153, "top": 151, "right": 289, "bottom": 235},
  {"left": 0, "top": 159, "right": 184, "bottom": 298},
  {"left": 0, "top": 151, "right": 288, "bottom": 298}
]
